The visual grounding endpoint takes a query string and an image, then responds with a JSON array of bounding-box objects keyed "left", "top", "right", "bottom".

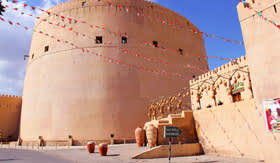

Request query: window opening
[
  {"left": 44, "top": 46, "right": 49, "bottom": 52},
  {"left": 32, "top": 54, "right": 34, "bottom": 59},
  {"left": 178, "top": 48, "right": 183, "bottom": 55},
  {"left": 274, "top": 5, "right": 277, "bottom": 13},
  {"left": 122, "top": 36, "right": 127, "bottom": 44},
  {"left": 152, "top": 41, "right": 158, "bottom": 48},
  {"left": 82, "top": 2, "right": 86, "bottom": 7},
  {"left": 96, "top": 36, "right": 103, "bottom": 44},
  {"left": 192, "top": 75, "right": 196, "bottom": 79}
]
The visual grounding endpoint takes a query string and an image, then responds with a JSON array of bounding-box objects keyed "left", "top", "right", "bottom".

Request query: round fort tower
[{"left": 20, "top": 0, "right": 208, "bottom": 145}]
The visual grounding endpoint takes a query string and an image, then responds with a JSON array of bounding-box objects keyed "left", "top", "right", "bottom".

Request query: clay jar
[
  {"left": 135, "top": 127, "right": 145, "bottom": 147},
  {"left": 87, "top": 141, "right": 95, "bottom": 153},
  {"left": 98, "top": 143, "right": 108, "bottom": 156},
  {"left": 146, "top": 124, "right": 157, "bottom": 148}
]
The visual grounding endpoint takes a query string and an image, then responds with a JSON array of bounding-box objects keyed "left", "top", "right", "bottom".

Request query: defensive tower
[{"left": 21, "top": 0, "right": 208, "bottom": 145}]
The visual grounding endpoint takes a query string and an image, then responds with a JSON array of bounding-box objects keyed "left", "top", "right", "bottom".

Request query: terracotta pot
[
  {"left": 135, "top": 127, "right": 145, "bottom": 147},
  {"left": 146, "top": 125, "right": 157, "bottom": 148},
  {"left": 87, "top": 141, "right": 95, "bottom": 153},
  {"left": 98, "top": 143, "right": 108, "bottom": 156}
]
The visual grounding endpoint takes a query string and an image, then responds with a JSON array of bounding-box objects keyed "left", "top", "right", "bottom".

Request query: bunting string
[
  {"left": 0, "top": 16, "right": 197, "bottom": 82},
  {"left": 240, "top": 0, "right": 280, "bottom": 29},
  {"left": 4, "top": 3, "right": 236, "bottom": 68},
  {"left": 2, "top": 5, "right": 209, "bottom": 73},
  {"left": 6, "top": 0, "right": 244, "bottom": 45}
]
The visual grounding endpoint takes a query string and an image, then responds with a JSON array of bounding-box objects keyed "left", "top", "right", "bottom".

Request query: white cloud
[{"left": 0, "top": 0, "right": 61, "bottom": 95}]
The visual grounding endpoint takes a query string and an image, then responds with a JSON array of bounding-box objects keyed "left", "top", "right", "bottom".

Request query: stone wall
[
  {"left": 0, "top": 95, "right": 22, "bottom": 141},
  {"left": 190, "top": 56, "right": 254, "bottom": 110}
]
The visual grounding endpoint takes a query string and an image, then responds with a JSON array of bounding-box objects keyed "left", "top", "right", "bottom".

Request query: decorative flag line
[
  {"left": 3, "top": 6, "right": 233, "bottom": 72},
  {"left": 119, "top": 48, "right": 208, "bottom": 73},
  {"left": 0, "top": 17, "right": 195, "bottom": 82},
  {"left": 96, "top": 0, "right": 244, "bottom": 45},
  {"left": 5, "top": 4, "right": 236, "bottom": 65},
  {"left": 6, "top": 0, "right": 244, "bottom": 45},
  {"left": 3, "top": 5, "right": 208, "bottom": 73},
  {"left": 240, "top": 0, "right": 280, "bottom": 29}
]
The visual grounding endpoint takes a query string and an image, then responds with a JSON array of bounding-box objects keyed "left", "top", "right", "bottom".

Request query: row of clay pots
[
  {"left": 87, "top": 142, "right": 108, "bottom": 156},
  {"left": 135, "top": 125, "right": 157, "bottom": 148}
]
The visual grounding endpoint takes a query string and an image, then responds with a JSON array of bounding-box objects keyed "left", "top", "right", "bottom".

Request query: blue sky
[{"left": 0, "top": 0, "right": 245, "bottom": 95}]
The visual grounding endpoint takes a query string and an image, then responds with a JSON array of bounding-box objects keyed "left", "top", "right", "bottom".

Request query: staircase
[{"left": 136, "top": 111, "right": 203, "bottom": 159}]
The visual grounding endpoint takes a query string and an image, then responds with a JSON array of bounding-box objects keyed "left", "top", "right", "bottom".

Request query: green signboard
[
  {"left": 164, "top": 126, "right": 182, "bottom": 138},
  {"left": 232, "top": 82, "right": 244, "bottom": 94}
]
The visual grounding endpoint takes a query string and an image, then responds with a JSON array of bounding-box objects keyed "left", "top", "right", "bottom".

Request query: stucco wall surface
[
  {"left": 194, "top": 99, "right": 280, "bottom": 162},
  {"left": 237, "top": 1, "right": 280, "bottom": 162},
  {"left": 21, "top": 0, "right": 208, "bottom": 142}
]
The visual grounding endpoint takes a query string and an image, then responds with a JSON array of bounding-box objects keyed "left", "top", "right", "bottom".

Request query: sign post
[{"left": 164, "top": 126, "right": 182, "bottom": 163}]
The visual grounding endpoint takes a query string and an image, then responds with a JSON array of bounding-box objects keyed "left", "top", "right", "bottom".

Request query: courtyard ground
[{"left": 0, "top": 144, "right": 263, "bottom": 163}]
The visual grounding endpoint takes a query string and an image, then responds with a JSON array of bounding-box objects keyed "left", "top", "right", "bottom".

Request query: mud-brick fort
[
  {"left": 20, "top": 0, "right": 208, "bottom": 145},
  {"left": 1, "top": 0, "right": 280, "bottom": 162}
]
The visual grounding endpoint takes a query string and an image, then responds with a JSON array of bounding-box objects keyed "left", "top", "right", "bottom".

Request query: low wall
[
  {"left": 133, "top": 143, "right": 203, "bottom": 159},
  {"left": 21, "top": 138, "right": 136, "bottom": 146},
  {"left": 193, "top": 99, "right": 280, "bottom": 161}
]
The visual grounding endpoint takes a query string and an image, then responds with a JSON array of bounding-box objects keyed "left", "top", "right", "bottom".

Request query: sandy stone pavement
[{"left": 0, "top": 144, "right": 263, "bottom": 163}]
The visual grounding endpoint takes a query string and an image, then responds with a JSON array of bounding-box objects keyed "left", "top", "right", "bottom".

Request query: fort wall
[
  {"left": 237, "top": 1, "right": 280, "bottom": 162},
  {"left": 190, "top": 56, "right": 254, "bottom": 110},
  {"left": 0, "top": 95, "right": 22, "bottom": 141}
]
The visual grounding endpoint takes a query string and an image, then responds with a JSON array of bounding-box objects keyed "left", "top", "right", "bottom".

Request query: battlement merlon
[
  {"left": 0, "top": 94, "right": 22, "bottom": 99},
  {"left": 189, "top": 56, "right": 247, "bottom": 85}
]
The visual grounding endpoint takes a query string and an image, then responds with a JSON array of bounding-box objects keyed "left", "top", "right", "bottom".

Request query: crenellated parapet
[
  {"left": 0, "top": 94, "right": 22, "bottom": 99},
  {"left": 189, "top": 56, "right": 253, "bottom": 110},
  {"left": 190, "top": 56, "right": 247, "bottom": 85},
  {"left": 0, "top": 94, "right": 22, "bottom": 110}
]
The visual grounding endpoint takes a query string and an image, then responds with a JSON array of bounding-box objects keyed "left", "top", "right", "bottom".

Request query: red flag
[
  {"left": 31, "top": 6, "right": 36, "bottom": 10},
  {"left": 0, "top": 17, "right": 4, "bottom": 21},
  {"left": 8, "top": 21, "right": 13, "bottom": 25},
  {"left": 23, "top": 4, "right": 28, "bottom": 8}
]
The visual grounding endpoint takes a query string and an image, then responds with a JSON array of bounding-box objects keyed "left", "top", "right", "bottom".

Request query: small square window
[
  {"left": 96, "top": 36, "right": 103, "bottom": 44},
  {"left": 82, "top": 2, "right": 86, "bottom": 7},
  {"left": 122, "top": 36, "right": 127, "bottom": 44},
  {"left": 152, "top": 41, "right": 158, "bottom": 48},
  {"left": 192, "top": 75, "right": 196, "bottom": 79},
  {"left": 178, "top": 48, "right": 183, "bottom": 55},
  {"left": 44, "top": 46, "right": 49, "bottom": 52}
]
